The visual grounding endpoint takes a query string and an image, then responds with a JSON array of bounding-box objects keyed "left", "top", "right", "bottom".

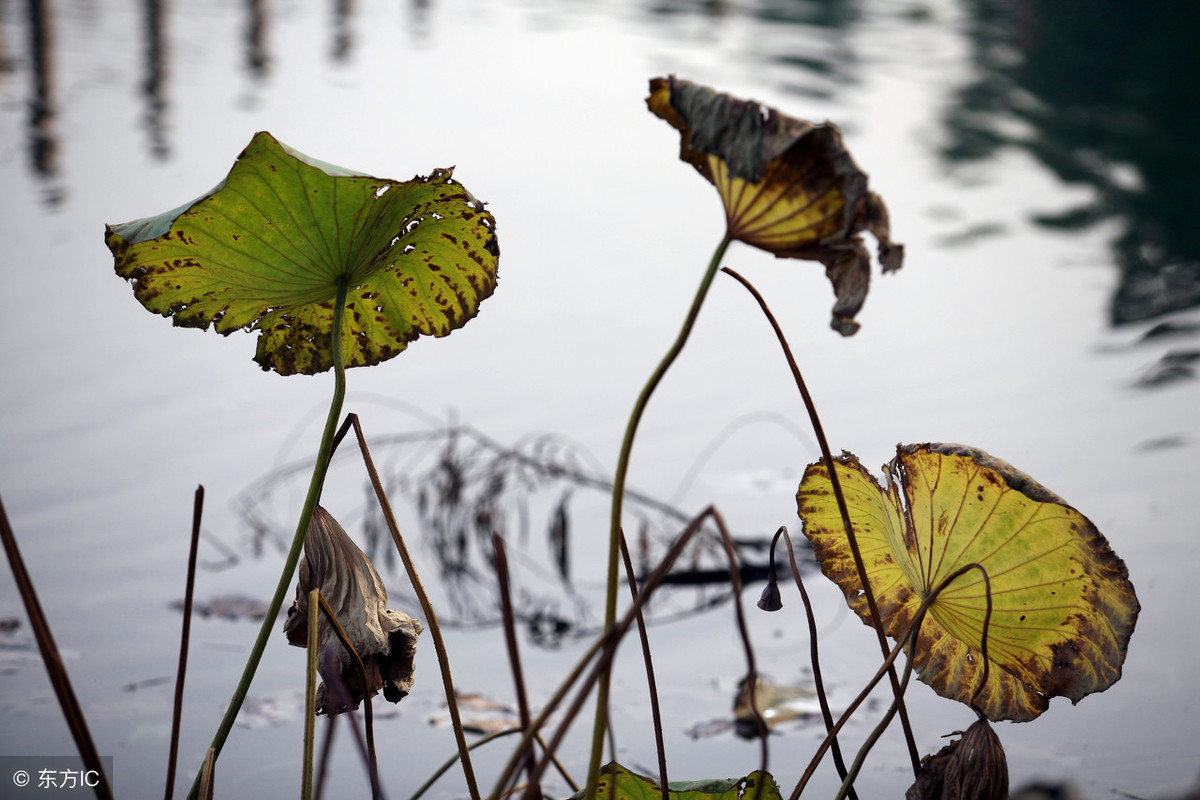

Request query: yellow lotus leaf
[
  {"left": 646, "top": 75, "right": 902, "bottom": 335},
  {"left": 795, "top": 443, "right": 1139, "bottom": 722}
]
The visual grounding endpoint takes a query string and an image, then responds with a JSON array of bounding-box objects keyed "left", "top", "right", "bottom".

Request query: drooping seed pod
[{"left": 906, "top": 717, "right": 1009, "bottom": 800}]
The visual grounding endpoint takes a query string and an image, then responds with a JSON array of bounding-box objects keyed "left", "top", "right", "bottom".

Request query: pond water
[{"left": 2, "top": 0, "right": 1199, "bottom": 797}]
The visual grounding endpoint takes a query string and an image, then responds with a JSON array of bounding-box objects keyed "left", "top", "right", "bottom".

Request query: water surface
[{"left": 1, "top": 1, "right": 1198, "bottom": 797}]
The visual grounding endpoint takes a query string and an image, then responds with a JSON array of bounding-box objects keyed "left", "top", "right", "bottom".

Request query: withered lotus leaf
[
  {"left": 796, "top": 443, "right": 1139, "bottom": 722},
  {"left": 646, "top": 75, "right": 902, "bottom": 335},
  {"left": 284, "top": 506, "right": 422, "bottom": 715}
]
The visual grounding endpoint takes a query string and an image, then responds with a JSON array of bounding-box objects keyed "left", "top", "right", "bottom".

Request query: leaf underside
[
  {"left": 796, "top": 443, "right": 1139, "bottom": 722},
  {"left": 646, "top": 75, "right": 902, "bottom": 335},
  {"left": 106, "top": 131, "right": 499, "bottom": 376}
]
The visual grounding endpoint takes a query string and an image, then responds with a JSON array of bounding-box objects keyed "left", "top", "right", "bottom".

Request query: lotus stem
[
  {"left": 720, "top": 264, "right": 921, "bottom": 775},
  {"left": 587, "top": 234, "right": 732, "bottom": 800},
  {"left": 509, "top": 506, "right": 726, "bottom": 800},
  {"left": 345, "top": 414, "right": 480, "bottom": 800},
  {"left": 833, "top": 624, "right": 920, "bottom": 800},
  {"left": 794, "top": 563, "right": 989, "bottom": 798},
  {"left": 198, "top": 748, "right": 216, "bottom": 800},
  {"left": 618, "top": 533, "right": 669, "bottom": 798},
  {"left": 707, "top": 509, "right": 770, "bottom": 786},
  {"left": 492, "top": 534, "right": 539, "bottom": 795},
  {"left": 317, "top": 649, "right": 386, "bottom": 799},
  {"left": 165, "top": 486, "right": 203, "bottom": 800},
  {"left": 0, "top": 493, "right": 113, "bottom": 800},
  {"left": 313, "top": 590, "right": 378, "bottom": 775},
  {"left": 489, "top": 629, "right": 607, "bottom": 800},
  {"left": 303, "top": 588, "right": 320, "bottom": 800},
  {"left": 187, "top": 279, "right": 350, "bottom": 800},
  {"left": 792, "top": 601, "right": 917, "bottom": 797},
  {"left": 771, "top": 527, "right": 856, "bottom": 798},
  {"left": 411, "top": 728, "right": 522, "bottom": 800}
]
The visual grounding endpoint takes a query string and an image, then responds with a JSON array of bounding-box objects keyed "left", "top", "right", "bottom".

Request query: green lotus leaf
[
  {"left": 105, "top": 131, "right": 499, "bottom": 376},
  {"left": 796, "top": 443, "right": 1139, "bottom": 722},
  {"left": 573, "top": 763, "right": 781, "bottom": 800}
]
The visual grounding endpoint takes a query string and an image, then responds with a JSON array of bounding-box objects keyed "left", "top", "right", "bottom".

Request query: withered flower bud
[
  {"left": 284, "top": 506, "right": 423, "bottom": 715},
  {"left": 757, "top": 575, "right": 783, "bottom": 612},
  {"left": 906, "top": 717, "right": 1009, "bottom": 800}
]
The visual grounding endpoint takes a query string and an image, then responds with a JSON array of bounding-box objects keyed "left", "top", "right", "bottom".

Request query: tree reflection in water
[{"left": 941, "top": 1, "right": 1200, "bottom": 332}]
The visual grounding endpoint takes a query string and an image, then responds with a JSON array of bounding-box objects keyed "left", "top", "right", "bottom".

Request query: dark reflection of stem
[
  {"left": 331, "top": 0, "right": 352, "bottom": 62},
  {"left": 142, "top": 0, "right": 169, "bottom": 160},
  {"left": 245, "top": 0, "right": 268, "bottom": 79},
  {"left": 407, "top": 0, "right": 430, "bottom": 41},
  {"left": 1, "top": 8, "right": 13, "bottom": 72},
  {"left": 26, "top": 0, "right": 63, "bottom": 206}
]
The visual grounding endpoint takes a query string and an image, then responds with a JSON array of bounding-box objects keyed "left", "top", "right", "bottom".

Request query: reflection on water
[
  {"left": 141, "top": 0, "right": 168, "bottom": 159},
  {"left": 12, "top": 0, "right": 1199, "bottom": 341},
  {"left": 8, "top": 0, "right": 421, "bottom": 186},
  {"left": 237, "top": 422, "right": 777, "bottom": 647},
  {"left": 941, "top": 0, "right": 1200, "bottom": 328},
  {"left": 8, "top": 0, "right": 869, "bottom": 195},
  {"left": 1131, "top": 326, "right": 1200, "bottom": 389},
  {"left": 3, "top": 1, "right": 1199, "bottom": 795},
  {"left": 23, "top": 0, "right": 62, "bottom": 205},
  {"left": 331, "top": 0, "right": 353, "bottom": 62},
  {"left": 245, "top": 0, "right": 268, "bottom": 80},
  {"left": 645, "top": 0, "right": 862, "bottom": 101},
  {"left": 749, "top": 0, "right": 861, "bottom": 101}
]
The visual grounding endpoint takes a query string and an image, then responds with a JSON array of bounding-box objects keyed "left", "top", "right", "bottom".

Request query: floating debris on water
[{"left": 171, "top": 594, "right": 271, "bottom": 621}]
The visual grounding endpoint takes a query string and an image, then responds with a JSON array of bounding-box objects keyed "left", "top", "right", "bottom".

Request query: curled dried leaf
[
  {"left": 647, "top": 75, "right": 903, "bottom": 335},
  {"left": 284, "top": 506, "right": 422, "bottom": 715}
]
